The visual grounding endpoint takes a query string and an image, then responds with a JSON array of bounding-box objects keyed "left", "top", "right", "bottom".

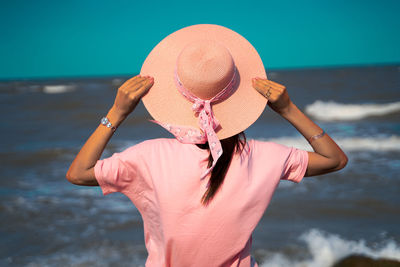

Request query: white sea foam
[
  {"left": 43, "top": 84, "right": 76, "bottom": 94},
  {"left": 259, "top": 135, "right": 400, "bottom": 152},
  {"left": 305, "top": 100, "right": 400, "bottom": 121},
  {"left": 260, "top": 228, "right": 400, "bottom": 267}
]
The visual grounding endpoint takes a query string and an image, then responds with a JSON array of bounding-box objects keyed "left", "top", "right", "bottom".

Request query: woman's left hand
[
  {"left": 112, "top": 75, "right": 154, "bottom": 119},
  {"left": 252, "top": 77, "right": 293, "bottom": 115}
]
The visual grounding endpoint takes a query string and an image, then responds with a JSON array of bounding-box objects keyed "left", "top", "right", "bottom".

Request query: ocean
[{"left": 1, "top": 65, "right": 399, "bottom": 266}]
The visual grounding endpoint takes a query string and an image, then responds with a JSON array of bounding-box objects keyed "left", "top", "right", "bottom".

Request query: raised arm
[
  {"left": 66, "top": 75, "right": 154, "bottom": 186},
  {"left": 252, "top": 77, "right": 348, "bottom": 177}
]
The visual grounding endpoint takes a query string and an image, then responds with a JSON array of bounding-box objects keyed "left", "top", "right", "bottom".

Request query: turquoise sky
[{"left": 1, "top": 0, "right": 399, "bottom": 80}]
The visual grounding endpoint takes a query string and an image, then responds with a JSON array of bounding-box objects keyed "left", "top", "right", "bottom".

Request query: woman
[{"left": 66, "top": 24, "right": 347, "bottom": 266}]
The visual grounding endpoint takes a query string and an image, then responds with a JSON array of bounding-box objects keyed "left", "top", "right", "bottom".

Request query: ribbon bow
[
  {"left": 149, "top": 65, "right": 238, "bottom": 186},
  {"left": 192, "top": 99, "right": 221, "bottom": 131}
]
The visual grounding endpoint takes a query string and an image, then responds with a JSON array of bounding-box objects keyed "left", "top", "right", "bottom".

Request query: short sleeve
[
  {"left": 94, "top": 144, "right": 143, "bottom": 195},
  {"left": 280, "top": 146, "right": 309, "bottom": 183}
]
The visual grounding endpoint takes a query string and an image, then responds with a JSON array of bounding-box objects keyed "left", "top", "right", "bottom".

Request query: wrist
[
  {"left": 106, "top": 107, "right": 127, "bottom": 127},
  {"left": 278, "top": 101, "right": 296, "bottom": 118}
]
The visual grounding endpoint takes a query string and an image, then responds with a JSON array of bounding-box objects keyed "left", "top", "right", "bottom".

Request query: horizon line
[{"left": 1, "top": 62, "right": 399, "bottom": 82}]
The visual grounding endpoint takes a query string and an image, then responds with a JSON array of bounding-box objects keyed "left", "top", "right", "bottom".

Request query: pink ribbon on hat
[{"left": 149, "top": 65, "right": 238, "bottom": 185}]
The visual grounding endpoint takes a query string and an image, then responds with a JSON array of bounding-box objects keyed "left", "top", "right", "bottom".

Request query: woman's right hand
[
  {"left": 112, "top": 75, "right": 154, "bottom": 119},
  {"left": 252, "top": 77, "right": 293, "bottom": 116}
]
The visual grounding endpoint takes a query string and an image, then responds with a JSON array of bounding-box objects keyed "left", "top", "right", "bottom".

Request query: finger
[
  {"left": 252, "top": 80, "right": 266, "bottom": 93},
  {"left": 254, "top": 88, "right": 268, "bottom": 98},
  {"left": 124, "top": 75, "right": 143, "bottom": 84},
  {"left": 266, "top": 86, "right": 283, "bottom": 93},
  {"left": 123, "top": 77, "right": 148, "bottom": 90},
  {"left": 255, "top": 78, "right": 285, "bottom": 89},
  {"left": 252, "top": 81, "right": 270, "bottom": 97},
  {"left": 261, "top": 80, "right": 285, "bottom": 89},
  {"left": 256, "top": 82, "right": 285, "bottom": 95},
  {"left": 122, "top": 77, "right": 144, "bottom": 91},
  {"left": 134, "top": 76, "right": 153, "bottom": 84},
  {"left": 253, "top": 79, "right": 276, "bottom": 91},
  {"left": 130, "top": 80, "right": 153, "bottom": 99},
  {"left": 264, "top": 79, "right": 285, "bottom": 89},
  {"left": 253, "top": 85, "right": 281, "bottom": 100},
  {"left": 257, "top": 88, "right": 275, "bottom": 98},
  {"left": 132, "top": 78, "right": 153, "bottom": 92},
  {"left": 137, "top": 80, "right": 153, "bottom": 95},
  {"left": 252, "top": 83, "right": 271, "bottom": 98}
]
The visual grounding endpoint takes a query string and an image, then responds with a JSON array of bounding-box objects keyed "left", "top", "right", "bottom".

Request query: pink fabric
[
  {"left": 94, "top": 138, "right": 309, "bottom": 267},
  {"left": 149, "top": 65, "right": 238, "bottom": 183}
]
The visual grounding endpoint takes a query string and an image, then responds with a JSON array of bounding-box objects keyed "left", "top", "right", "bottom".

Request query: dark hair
[{"left": 196, "top": 131, "right": 247, "bottom": 206}]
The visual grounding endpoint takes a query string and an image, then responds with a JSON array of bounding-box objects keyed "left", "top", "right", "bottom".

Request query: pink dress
[{"left": 94, "top": 138, "right": 309, "bottom": 267}]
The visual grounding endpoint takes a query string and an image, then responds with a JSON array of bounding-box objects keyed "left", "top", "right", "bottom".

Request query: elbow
[
  {"left": 66, "top": 169, "right": 79, "bottom": 185},
  {"left": 65, "top": 171, "right": 70, "bottom": 181},
  {"left": 65, "top": 170, "right": 75, "bottom": 184},
  {"left": 336, "top": 153, "right": 349, "bottom": 170}
]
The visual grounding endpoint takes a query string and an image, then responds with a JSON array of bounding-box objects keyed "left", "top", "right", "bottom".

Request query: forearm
[
  {"left": 280, "top": 102, "right": 347, "bottom": 167},
  {"left": 66, "top": 107, "right": 126, "bottom": 183}
]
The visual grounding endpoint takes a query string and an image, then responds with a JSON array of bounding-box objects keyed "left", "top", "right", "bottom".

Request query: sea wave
[
  {"left": 43, "top": 84, "right": 76, "bottom": 94},
  {"left": 305, "top": 100, "right": 400, "bottom": 121},
  {"left": 260, "top": 228, "right": 400, "bottom": 267}
]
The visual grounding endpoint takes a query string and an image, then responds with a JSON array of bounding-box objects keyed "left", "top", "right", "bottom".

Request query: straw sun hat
[{"left": 140, "top": 24, "right": 268, "bottom": 141}]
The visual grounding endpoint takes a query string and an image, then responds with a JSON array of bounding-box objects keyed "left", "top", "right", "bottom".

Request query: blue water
[{"left": 0, "top": 65, "right": 399, "bottom": 266}]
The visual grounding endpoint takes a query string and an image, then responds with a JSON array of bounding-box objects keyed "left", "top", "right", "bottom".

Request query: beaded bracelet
[
  {"left": 307, "top": 130, "right": 325, "bottom": 144},
  {"left": 100, "top": 117, "right": 117, "bottom": 132}
]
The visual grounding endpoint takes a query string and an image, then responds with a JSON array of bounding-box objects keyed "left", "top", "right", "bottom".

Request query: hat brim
[{"left": 140, "top": 24, "right": 268, "bottom": 139}]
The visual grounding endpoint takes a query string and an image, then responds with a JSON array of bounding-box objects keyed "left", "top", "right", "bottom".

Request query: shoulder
[
  {"left": 251, "top": 139, "right": 292, "bottom": 152},
  {"left": 249, "top": 139, "right": 296, "bottom": 162}
]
